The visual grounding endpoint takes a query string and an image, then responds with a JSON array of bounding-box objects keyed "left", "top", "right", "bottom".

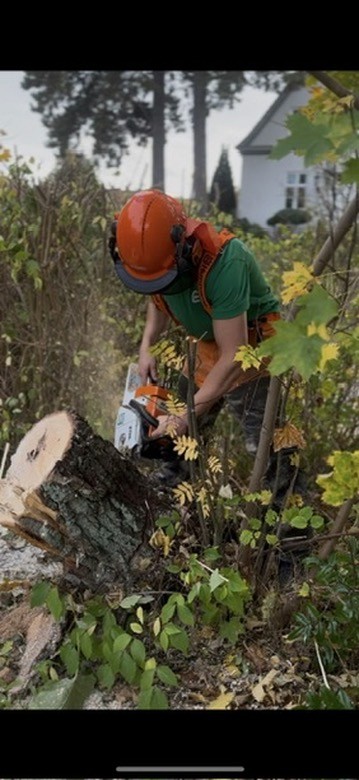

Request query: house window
[{"left": 285, "top": 173, "right": 306, "bottom": 208}]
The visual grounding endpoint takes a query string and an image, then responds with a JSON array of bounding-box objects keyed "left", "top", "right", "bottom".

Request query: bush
[{"left": 267, "top": 208, "right": 311, "bottom": 226}]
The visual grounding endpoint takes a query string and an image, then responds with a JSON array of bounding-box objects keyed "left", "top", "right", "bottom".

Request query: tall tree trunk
[
  {"left": 0, "top": 411, "right": 169, "bottom": 588},
  {"left": 192, "top": 71, "right": 208, "bottom": 210},
  {"left": 152, "top": 70, "right": 165, "bottom": 190}
]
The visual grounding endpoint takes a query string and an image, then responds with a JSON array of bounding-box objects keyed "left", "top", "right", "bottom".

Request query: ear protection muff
[
  {"left": 108, "top": 219, "right": 118, "bottom": 263},
  {"left": 170, "top": 224, "right": 192, "bottom": 272}
]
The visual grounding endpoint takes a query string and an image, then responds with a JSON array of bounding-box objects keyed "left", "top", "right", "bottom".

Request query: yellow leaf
[
  {"left": 173, "top": 481, "right": 195, "bottom": 506},
  {"left": 197, "top": 486, "right": 210, "bottom": 518},
  {"left": 207, "top": 691, "right": 235, "bottom": 709},
  {"left": 338, "top": 94, "right": 355, "bottom": 109},
  {"left": 298, "top": 581, "right": 310, "bottom": 597},
  {"left": 281, "top": 262, "right": 314, "bottom": 304},
  {"left": 166, "top": 393, "right": 187, "bottom": 416},
  {"left": 149, "top": 528, "right": 172, "bottom": 555},
  {"left": 0, "top": 147, "right": 11, "bottom": 162},
  {"left": 208, "top": 455, "right": 223, "bottom": 475},
  {"left": 251, "top": 669, "right": 278, "bottom": 702},
  {"left": 153, "top": 617, "right": 161, "bottom": 636},
  {"left": 273, "top": 422, "right": 306, "bottom": 452},
  {"left": 136, "top": 606, "right": 144, "bottom": 624},
  {"left": 173, "top": 435, "right": 198, "bottom": 461},
  {"left": 234, "top": 344, "right": 261, "bottom": 370},
  {"left": 319, "top": 342, "right": 339, "bottom": 372},
  {"left": 307, "top": 322, "right": 329, "bottom": 340}
]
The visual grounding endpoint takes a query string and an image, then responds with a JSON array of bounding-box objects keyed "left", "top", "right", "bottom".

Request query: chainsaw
[{"left": 114, "top": 363, "right": 176, "bottom": 460}]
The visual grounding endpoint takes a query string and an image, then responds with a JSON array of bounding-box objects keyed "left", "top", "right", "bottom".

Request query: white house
[{"left": 237, "top": 85, "right": 318, "bottom": 228}]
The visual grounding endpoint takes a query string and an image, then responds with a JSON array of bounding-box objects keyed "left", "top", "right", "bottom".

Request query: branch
[
  {"left": 308, "top": 71, "right": 359, "bottom": 111},
  {"left": 313, "top": 195, "right": 359, "bottom": 276},
  {"left": 317, "top": 498, "right": 355, "bottom": 560}
]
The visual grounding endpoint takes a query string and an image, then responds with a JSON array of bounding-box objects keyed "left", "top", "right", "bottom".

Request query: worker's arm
[
  {"left": 152, "top": 313, "right": 248, "bottom": 436},
  {"left": 139, "top": 300, "right": 170, "bottom": 383},
  {"left": 191, "top": 313, "right": 249, "bottom": 416}
]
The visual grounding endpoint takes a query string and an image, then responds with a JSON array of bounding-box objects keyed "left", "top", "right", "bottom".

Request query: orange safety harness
[{"left": 152, "top": 221, "right": 280, "bottom": 389}]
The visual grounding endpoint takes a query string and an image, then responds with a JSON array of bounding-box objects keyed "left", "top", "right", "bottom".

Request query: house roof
[{"left": 237, "top": 83, "right": 299, "bottom": 154}]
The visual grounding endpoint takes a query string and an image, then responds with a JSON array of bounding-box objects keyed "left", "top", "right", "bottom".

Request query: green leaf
[
  {"left": 240, "top": 529, "right": 254, "bottom": 546},
  {"left": 113, "top": 633, "right": 132, "bottom": 653},
  {"left": 97, "top": 663, "right": 115, "bottom": 689},
  {"left": 159, "top": 630, "right": 169, "bottom": 652},
  {"left": 80, "top": 632, "right": 93, "bottom": 660},
  {"left": 219, "top": 617, "right": 242, "bottom": 644},
  {"left": 169, "top": 629, "right": 189, "bottom": 655},
  {"left": 163, "top": 623, "right": 181, "bottom": 635},
  {"left": 46, "top": 587, "right": 64, "bottom": 621},
  {"left": 296, "top": 284, "right": 338, "bottom": 327},
  {"left": 137, "top": 688, "right": 153, "bottom": 709},
  {"left": 209, "top": 568, "right": 227, "bottom": 593},
  {"left": 341, "top": 157, "right": 359, "bottom": 184},
  {"left": 120, "top": 594, "right": 142, "bottom": 609},
  {"left": 156, "top": 664, "right": 178, "bottom": 687},
  {"left": 266, "top": 534, "right": 278, "bottom": 546},
  {"left": 177, "top": 604, "right": 194, "bottom": 626},
  {"left": 140, "top": 668, "right": 155, "bottom": 691},
  {"left": 130, "top": 638, "right": 146, "bottom": 667},
  {"left": 258, "top": 320, "right": 323, "bottom": 380},
  {"left": 311, "top": 514, "right": 324, "bottom": 529},
  {"left": 188, "top": 582, "right": 201, "bottom": 603},
  {"left": 289, "top": 515, "right": 309, "bottom": 529},
  {"left": 150, "top": 686, "right": 168, "bottom": 709},
  {"left": 270, "top": 112, "right": 333, "bottom": 165},
  {"left": 59, "top": 644, "right": 79, "bottom": 677},
  {"left": 29, "top": 674, "right": 95, "bottom": 710},
  {"left": 119, "top": 651, "right": 137, "bottom": 684},
  {"left": 130, "top": 622, "right": 143, "bottom": 634},
  {"left": 30, "top": 581, "right": 51, "bottom": 607},
  {"left": 161, "top": 602, "right": 176, "bottom": 623}
]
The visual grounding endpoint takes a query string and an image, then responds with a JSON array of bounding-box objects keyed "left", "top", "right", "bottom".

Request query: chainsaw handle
[{"left": 129, "top": 398, "right": 159, "bottom": 431}]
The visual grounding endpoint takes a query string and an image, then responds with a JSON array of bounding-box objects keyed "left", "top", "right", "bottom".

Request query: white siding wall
[
  {"left": 252, "top": 87, "right": 310, "bottom": 147},
  {"left": 238, "top": 153, "right": 318, "bottom": 228},
  {"left": 237, "top": 87, "right": 321, "bottom": 227}
]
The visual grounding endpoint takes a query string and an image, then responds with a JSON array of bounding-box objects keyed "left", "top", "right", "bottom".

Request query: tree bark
[
  {"left": 192, "top": 71, "right": 208, "bottom": 210},
  {"left": 0, "top": 411, "right": 167, "bottom": 588},
  {"left": 317, "top": 498, "right": 355, "bottom": 560},
  {"left": 152, "top": 70, "right": 165, "bottom": 190}
]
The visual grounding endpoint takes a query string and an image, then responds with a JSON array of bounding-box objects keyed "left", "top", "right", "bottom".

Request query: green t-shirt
[{"left": 163, "top": 237, "right": 280, "bottom": 341}]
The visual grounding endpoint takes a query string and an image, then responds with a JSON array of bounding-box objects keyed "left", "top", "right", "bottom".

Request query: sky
[{"left": 0, "top": 71, "right": 278, "bottom": 199}]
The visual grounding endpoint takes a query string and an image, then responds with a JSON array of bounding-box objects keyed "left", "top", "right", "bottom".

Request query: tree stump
[{"left": 0, "top": 411, "right": 166, "bottom": 587}]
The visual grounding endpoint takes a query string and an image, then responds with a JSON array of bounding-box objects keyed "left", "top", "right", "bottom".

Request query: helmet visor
[{"left": 114, "top": 260, "right": 179, "bottom": 294}]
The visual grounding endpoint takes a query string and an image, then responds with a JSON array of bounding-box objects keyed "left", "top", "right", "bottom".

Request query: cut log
[{"left": 0, "top": 411, "right": 168, "bottom": 587}]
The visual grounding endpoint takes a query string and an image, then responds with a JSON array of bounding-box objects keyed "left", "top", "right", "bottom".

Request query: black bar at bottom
[{"left": 0, "top": 709, "right": 357, "bottom": 777}]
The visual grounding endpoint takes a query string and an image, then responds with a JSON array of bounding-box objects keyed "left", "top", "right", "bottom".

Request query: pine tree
[{"left": 209, "top": 148, "right": 236, "bottom": 215}]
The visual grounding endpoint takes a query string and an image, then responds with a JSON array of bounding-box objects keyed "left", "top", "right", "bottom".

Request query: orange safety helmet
[{"left": 114, "top": 189, "right": 189, "bottom": 294}]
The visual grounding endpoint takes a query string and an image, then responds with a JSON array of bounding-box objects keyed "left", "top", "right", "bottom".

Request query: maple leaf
[
  {"left": 234, "top": 344, "right": 261, "bottom": 370},
  {"left": 281, "top": 262, "right": 314, "bottom": 304},
  {"left": 273, "top": 422, "right": 306, "bottom": 452}
]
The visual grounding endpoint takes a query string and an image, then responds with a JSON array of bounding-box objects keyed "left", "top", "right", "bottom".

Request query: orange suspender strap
[
  {"left": 196, "top": 229, "right": 235, "bottom": 314},
  {"left": 152, "top": 227, "right": 236, "bottom": 318}
]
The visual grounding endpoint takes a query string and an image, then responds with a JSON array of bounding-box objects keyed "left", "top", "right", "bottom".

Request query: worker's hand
[
  {"left": 150, "top": 414, "right": 188, "bottom": 439},
  {"left": 138, "top": 348, "right": 158, "bottom": 384}
]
